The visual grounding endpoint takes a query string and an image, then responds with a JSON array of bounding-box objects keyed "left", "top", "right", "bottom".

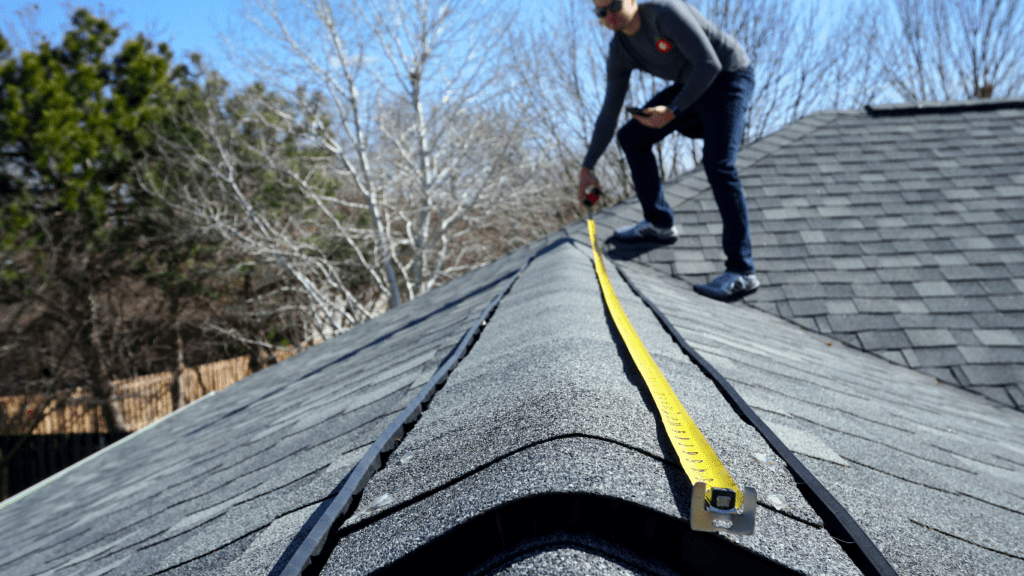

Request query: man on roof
[{"left": 579, "top": 0, "right": 759, "bottom": 300}]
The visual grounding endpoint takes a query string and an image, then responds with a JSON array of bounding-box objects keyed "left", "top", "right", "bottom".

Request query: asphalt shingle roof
[
  {"left": 324, "top": 240, "right": 855, "bottom": 575},
  {"left": 610, "top": 98, "right": 1024, "bottom": 409},
  {"left": 0, "top": 245, "right": 533, "bottom": 576},
  {"left": 607, "top": 258, "right": 1024, "bottom": 575},
  {"left": 2, "top": 98, "right": 1023, "bottom": 576}
]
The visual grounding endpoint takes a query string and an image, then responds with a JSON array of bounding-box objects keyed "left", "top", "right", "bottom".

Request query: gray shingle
[
  {"left": 939, "top": 266, "right": 988, "bottom": 281},
  {"left": 913, "top": 280, "right": 957, "bottom": 297},
  {"left": 923, "top": 297, "right": 996, "bottom": 313},
  {"left": 892, "top": 313, "right": 979, "bottom": 330},
  {"left": 851, "top": 283, "right": 898, "bottom": 298},
  {"left": 957, "top": 347, "right": 1023, "bottom": 364},
  {"left": 877, "top": 267, "right": 943, "bottom": 282},
  {"left": 826, "top": 300, "right": 858, "bottom": 315},
  {"left": 947, "top": 280, "right": 988, "bottom": 296},
  {"left": 952, "top": 237, "right": 997, "bottom": 251},
  {"left": 973, "top": 329, "right": 1022, "bottom": 347},
  {"left": 895, "top": 301, "right": 931, "bottom": 314},
  {"left": 782, "top": 283, "right": 828, "bottom": 300},
  {"left": 959, "top": 364, "right": 1024, "bottom": 386},
  {"left": 912, "top": 347, "right": 967, "bottom": 366},
  {"left": 951, "top": 330, "right": 983, "bottom": 347},
  {"left": 1008, "top": 386, "right": 1024, "bottom": 409},
  {"left": 827, "top": 314, "right": 901, "bottom": 332},
  {"left": 893, "top": 283, "right": 922, "bottom": 298},
  {"left": 789, "top": 299, "right": 829, "bottom": 316},
  {"left": 976, "top": 385, "right": 1016, "bottom": 405},
  {"left": 858, "top": 330, "right": 912, "bottom": 350},
  {"left": 905, "top": 329, "right": 958, "bottom": 347},
  {"left": 815, "top": 269, "right": 877, "bottom": 283},
  {"left": 806, "top": 243, "right": 866, "bottom": 257},
  {"left": 860, "top": 241, "right": 900, "bottom": 255},
  {"left": 852, "top": 298, "right": 901, "bottom": 313},
  {"left": 665, "top": 99, "right": 1024, "bottom": 411},
  {"left": 990, "top": 295, "right": 1024, "bottom": 312}
]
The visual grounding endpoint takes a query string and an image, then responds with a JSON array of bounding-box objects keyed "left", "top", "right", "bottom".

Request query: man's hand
[
  {"left": 632, "top": 105, "right": 675, "bottom": 129},
  {"left": 578, "top": 166, "right": 600, "bottom": 205}
]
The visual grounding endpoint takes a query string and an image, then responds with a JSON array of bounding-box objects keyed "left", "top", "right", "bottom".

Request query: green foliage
[
  {"left": 0, "top": 8, "right": 191, "bottom": 243},
  {"left": 266, "top": 329, "right": 290, "bottom": 347}
]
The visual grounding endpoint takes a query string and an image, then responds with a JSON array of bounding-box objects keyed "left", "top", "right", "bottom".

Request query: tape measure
[{"left": 586, "top": 218, "right": 756, "bottom": 534}]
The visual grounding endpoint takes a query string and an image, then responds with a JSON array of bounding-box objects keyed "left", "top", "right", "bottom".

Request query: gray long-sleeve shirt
[{"left": 582, "top": 0, "right": 751, "bottom": 170}]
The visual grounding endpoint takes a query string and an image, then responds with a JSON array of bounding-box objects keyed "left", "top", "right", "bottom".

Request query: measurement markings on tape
[{"left": 587, "top": 219, "right": 755, "bottom": 535}]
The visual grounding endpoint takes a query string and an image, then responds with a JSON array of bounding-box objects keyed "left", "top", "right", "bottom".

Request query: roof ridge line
[
  {"left": 866, "top": 97, "right": 1024, "bottom": 116},
  {"left": 273, "top": 238, "right": 569, "bottom": 576}
]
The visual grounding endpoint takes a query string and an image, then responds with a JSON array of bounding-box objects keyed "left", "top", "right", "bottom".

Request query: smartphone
[{"left": 627, "top": 106, "right": 650, "bottom": 117}]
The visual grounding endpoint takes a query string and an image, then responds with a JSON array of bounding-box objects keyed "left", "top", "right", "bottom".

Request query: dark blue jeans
[{"left": 616, "top": 68, "right": 756, "bottom": 275}]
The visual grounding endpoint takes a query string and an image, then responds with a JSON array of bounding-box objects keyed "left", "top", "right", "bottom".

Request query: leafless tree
[
  {"left": 880, "top": 0, "right": 1024, "bottom": 101},
  {"left": 140, "top": 0, "right": 556, "bottom": 342},
  {"left": 820, "top": 1, "right": 890, "bottom": 111},
  {"left": 691, "top": 0, "right": 888, "bottom": 139},
  {"left": 691, "top": 0, "right": 795, "bottom": 140},
  {"left": 0, "top": 3, "right": 39, "bottom": 54},
  {"left": 1, "top": 165, "right": 287, "bottom": 442},
  {"left": 136, "top": 80, "right": 356, "bottom": 343}
]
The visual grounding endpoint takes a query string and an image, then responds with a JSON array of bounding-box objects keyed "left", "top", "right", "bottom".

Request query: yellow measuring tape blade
[{"left": 587, "top": 219, "right": 743, "bottom": 509}]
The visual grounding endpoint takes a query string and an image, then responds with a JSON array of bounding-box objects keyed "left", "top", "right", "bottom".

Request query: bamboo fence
[{"left": 1, "top": 348, "right": 300, "bottom": 435}]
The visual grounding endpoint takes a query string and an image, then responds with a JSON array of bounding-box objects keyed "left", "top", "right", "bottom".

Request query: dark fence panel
[{"left": 1, "top": 433, "right": 130, "bottom": 501}]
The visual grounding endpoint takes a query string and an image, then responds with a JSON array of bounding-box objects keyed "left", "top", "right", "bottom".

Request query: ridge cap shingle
[{"left": 866, "top": 97, "right": 1024, "bottom": 116}]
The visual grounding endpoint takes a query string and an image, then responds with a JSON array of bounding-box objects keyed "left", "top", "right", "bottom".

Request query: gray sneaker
[
  {"left": 694, "top": 272, "right": 760, "bottom": 301},
  {"left": 612, "top": 220, "right": 679, "bottom": 243}
]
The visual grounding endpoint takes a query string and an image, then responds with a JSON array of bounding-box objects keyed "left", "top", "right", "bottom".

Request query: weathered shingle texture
[
  {"left": 618, "top": 99, "right": 1024, "bottom": 409},
  {"left": 0, "top": 246, "right": 533, "bottom": 576},
  {"left": 609, "top": 258, "right": 1024, "bottom": 575},
  {"left": 325, "top": 241, "right": 855, "bottom": 575}
]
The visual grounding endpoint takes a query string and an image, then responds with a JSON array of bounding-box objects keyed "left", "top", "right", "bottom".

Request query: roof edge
[{"left": 866, "top": 97, "right": 1024, "bottom": 116}]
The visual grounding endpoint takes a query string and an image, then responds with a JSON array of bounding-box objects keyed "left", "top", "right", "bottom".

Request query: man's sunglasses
[{"left": 594, "top": 1, "right": 623, "bottom": 18}]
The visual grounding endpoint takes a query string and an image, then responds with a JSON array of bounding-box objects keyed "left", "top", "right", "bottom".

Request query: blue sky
[
  {"left": 2, "top": 1, "right": 239, "bottom": 56},
  {"left": 3, "top": 0, "right": 840, "bottom": 118},
  {"left": 1, "top": 0, "right": 568, "bottom": 87}
]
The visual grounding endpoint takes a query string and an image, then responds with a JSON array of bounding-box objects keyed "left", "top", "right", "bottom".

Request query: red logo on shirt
[{"left": 656, "top": 38, "right": 672, "bottom": 53}]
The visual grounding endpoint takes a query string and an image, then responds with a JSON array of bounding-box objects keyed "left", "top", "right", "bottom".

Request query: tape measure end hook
[{"left": 690, "top": 482, "right": 757, "bottom": 535}]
